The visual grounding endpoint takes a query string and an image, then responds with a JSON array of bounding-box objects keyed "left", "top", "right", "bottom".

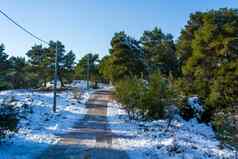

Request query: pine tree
[
  {"left": 141, "top": 27, "right": 178, "bottom": 77},
  {"left": 107, "top": 32, "right": 146, "bottom": 82},
  {"left": 176, "top": 12, "right": 204, "bottom": 66},
  {"left": 98, "top": 55, "right": 111, "bottom": 83},
  {"left": 62, "top": 50, "right": 76, "bottom": 83},
  {"left": 0, "top": 44, "right": 11, "bottom": 90},
  {"left": 26, "top": 45, "right": 49, "bottom": 87},
  {"left": 26, "top": 41, "right": 75, "bottom": 87},
  {"left": 75, "top": 53, "right": 99, "bottom": 83},
  {"left": 7, "top": 57, "right": 32, "bottom": 88},
  {"left": 178, "top": 8, "right": 238, "bottom": 118}
]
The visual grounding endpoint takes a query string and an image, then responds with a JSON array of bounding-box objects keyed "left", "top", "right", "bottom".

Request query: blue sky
[{"left": 1, "top": 0, "right": 238, "bottom": 59}]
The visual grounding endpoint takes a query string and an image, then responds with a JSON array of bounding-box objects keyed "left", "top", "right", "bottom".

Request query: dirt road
[{"left": 37, "top": 90, "right": 129, "bottom": 159}]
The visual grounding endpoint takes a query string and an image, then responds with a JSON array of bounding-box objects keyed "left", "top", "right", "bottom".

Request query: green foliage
[
  {"left": 75, "top": 53, "right": 100, "bottom": 86},
  {"left": 176, "top": 11, "right": 204, "bottom": 66},
  {"left": 98, "top": 55, "right": 111, "bottom": 83},
  {"left": 145, "top": 72, "right": 175, "bottom": 118},
  {"left": 26, "top": 41, "right": 76, "bottom": 87},
  {"left": 106, "top": 32, "right": 146, "bottom": 82},
  {"left": 206, "top": 60, "right": 238, "bottom": 110},
  {"left": 60, "top": 50, "right": 76, "bottom": 84},
  {"left": 177, "top": 8, "right": 238, "bottom": 121},
  {"left": 0, "top": 44, "right": 10, "bottom": 70},
  {"left": 115, "top": 72, "right": 175, "bottom": 119},
  {"left": 0, "top": 41, "right": 76, "bottom": 90},
  {"left": 48, "top": 41, "right": 76, "bottom": 86},
  {"left": 212, "top": 108, "right": 238, "bottom": 148},
  {"left": 0, "top": 116, "right": 18, "bottom": 132},
  {"left": 7, "top": 57, "right": 36, "bottom": 89},
  {"left": 26, "top": 45, "right": 49, "bottom": 87},
  {"left": 141, "top": 27, "right": 178, "bottom": 77},
  {"left": 115, "top": 77, "right": 146, "bottom": 119},
  {"left": 0, "top": 80, "right": 12, "bottom": 90},
  {"left": 0, "top": 44, "right": 11, "bottom": 90}
]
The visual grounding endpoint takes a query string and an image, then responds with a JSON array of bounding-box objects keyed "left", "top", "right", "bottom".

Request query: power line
[
  {"left": 0, "top": 9, "right": 49, "bottom": 45},
  {"left": 0, "top": 9, "right": 58, "bottom": 113}
]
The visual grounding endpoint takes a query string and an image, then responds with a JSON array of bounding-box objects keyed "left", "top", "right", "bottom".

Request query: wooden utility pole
[{"left": 87, "top": 55, "right": 90, "bottom": 90}]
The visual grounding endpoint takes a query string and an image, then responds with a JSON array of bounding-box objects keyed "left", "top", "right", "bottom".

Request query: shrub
[
  {"left": 206, "top": 61, "right": 238, "bottom": 112},
  {"left": 144, "top": 72, "right": 175, "bottom": 119},
  {"left": 0, "top": 80, "right": 12, "bottom": 91},
  {"left": 0, "top": 97, "right": 19, "bottom": 140},
  {"left": 212, "top": 108, "right": 238, "bottom": 149},
  {"left": 115, "top": 72, "right": 176, "bottom": 119},
  {"left": 176, "top": 95, "right": 205, "bottom": 121},
  {"left": 115, "top": 77, "right": 146, "bottom": 119}
]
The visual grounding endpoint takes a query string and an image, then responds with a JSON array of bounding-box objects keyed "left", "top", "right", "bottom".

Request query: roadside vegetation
[
  {"left": 0, "top": 8, "right": 237, "bottom": 148},
  {"left": 115, "top": 72, "right": 175, "bottom": 120},
  {"left": 100, "top": 8, "right": 238, "bottom": 148}
]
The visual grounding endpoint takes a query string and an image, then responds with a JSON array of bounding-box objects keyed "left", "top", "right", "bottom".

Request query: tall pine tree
[
  {"left": 0, "top": 44, "right": 11, "bottom": 90},
  {"left": 141, "top": 27, "right": 178, "bottom": 77},
  {"left": 107, "top": 32, "right": 146, "bottom": 82},
  {"left": 178, "top": 8, "right": 238, "bottom": 117}
]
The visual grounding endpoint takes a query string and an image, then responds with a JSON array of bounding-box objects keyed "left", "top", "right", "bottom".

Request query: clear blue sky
[{"left": 1, "top": 0, "right": 237, "bottom": 59}]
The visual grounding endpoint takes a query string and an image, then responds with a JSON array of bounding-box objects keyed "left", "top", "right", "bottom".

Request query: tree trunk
[
  {"left": 58, "top": 74, "right": 64, "bottom": 88},
  {"left": 43, "top": 80, "right": 46, "bottom": 88}
]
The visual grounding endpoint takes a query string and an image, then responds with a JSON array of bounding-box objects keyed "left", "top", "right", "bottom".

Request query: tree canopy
[
  {"left": 177, "top": 8, "right": 238, "bottom": 116},
  {"left": 102, "top": 32, "right": 146, "bottom": 82},
  {"left": 141, "top": 27, "right": 178, "bottom": 77}
]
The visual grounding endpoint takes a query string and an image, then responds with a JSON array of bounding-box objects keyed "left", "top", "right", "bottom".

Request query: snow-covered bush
[
  {"left": 0, "top": 96, "right": 19, "bottom": 139},
  {"left": 0, "top": 94, "right": 32, "bottom": 141},
  {"left": 179, "top": 96, "right": 204, "bottom": 121}
]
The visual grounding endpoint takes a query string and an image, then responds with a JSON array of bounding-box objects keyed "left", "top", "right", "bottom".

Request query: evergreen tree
[
  {"left": 176, "top": 12, "right": 204, "bottom": 65},
  {"left": 98, "top": 55, "right": 111, "bottom": 83},
  {"left": 26, "top": 41, "right": 75, "bottom": 87},
  {"left": 62, "top": 50, "right": 76, "bottom": 83},
  {"left": 178, "top": 8, "right": 238, "bottom": 118},
  {"left": 75, "top": 53, "right": 99, "bottom": 83},
  {"left": 141, "top": 27, "right": 178, "bottom": 76},
  {"left": 0, "top": 44, "right": 11, "bottom": 90},
  {"left": 0, "top": 44, "right": 9, "bottom": 69},
  {"left": 47, "top": 41, "right": 66, "bottom": 87},
  {"left": 26, "top": 45, "right": 49, "bottom": 87},
  {"left": 107, "top": 32, "right": 146, "bottom": 82},
  {"left": 7, "top": 57, "right": 34, "bottom": 88}
]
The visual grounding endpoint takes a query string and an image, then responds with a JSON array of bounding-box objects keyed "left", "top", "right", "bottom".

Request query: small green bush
[
  {"left": 115, "top": 77, "right": 146, "bottom": 119},
  {"left": 115, "top": 72, "right": 176, "bottom": 119},
  {"left": 0, "top": 80, "right": 12, "bottom": 91},
  {"left": 0, "top": 115, "right": 18, "bottom": 131},
  {"left": 144, "top": 72, "right": 175, "bottom": 119},
  {"left": 212, "top": 108, "right": 238, "bottom": 149}
]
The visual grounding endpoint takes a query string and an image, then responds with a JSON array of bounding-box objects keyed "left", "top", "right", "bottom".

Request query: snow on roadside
[
  {"left": 0, "top": 89, "right": 91, "bottom": 159},
  {"left": 107, "top": 100, "right": 237, "bottom": 159}
]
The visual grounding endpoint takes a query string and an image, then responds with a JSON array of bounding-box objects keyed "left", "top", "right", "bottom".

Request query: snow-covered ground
[
  {"left": 0, "top": 89, "right": 91, "bottom": 159},
  {"left": 107, "top": 100, "right": 238, "bottom": 159},
  {"left": 1, "top": 86, "right": 237, "bottom": 159}
]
